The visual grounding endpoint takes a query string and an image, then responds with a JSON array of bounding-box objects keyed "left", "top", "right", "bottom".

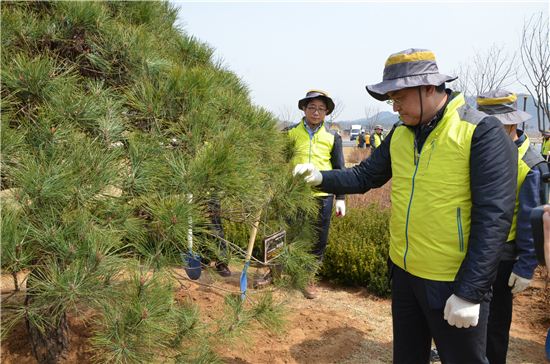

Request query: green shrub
[{"left": 321, "top": 203, "right": 391, "bottom": 297}]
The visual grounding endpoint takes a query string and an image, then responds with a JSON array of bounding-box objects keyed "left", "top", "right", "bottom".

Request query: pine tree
[{"left": 1, "top": 2, "right": 317, "bottom": 362}]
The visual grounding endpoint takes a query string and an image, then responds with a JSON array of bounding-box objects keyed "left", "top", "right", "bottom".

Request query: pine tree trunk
[{"left": 25, "top": 294, "right": 69, "bottom": 364}]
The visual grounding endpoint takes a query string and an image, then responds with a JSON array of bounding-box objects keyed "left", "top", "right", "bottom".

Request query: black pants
[
  {"left": 207, "top": 198, "right": 227, "bottom": 256},
  {"left": 391, "top": 264, "right": 490, "bottom": 364},
  {"left": 486, "top": 260, "right": 515, "bottom": 364},
  {"left": 311, "top": 195, "right": 333, "bottom": 261}
]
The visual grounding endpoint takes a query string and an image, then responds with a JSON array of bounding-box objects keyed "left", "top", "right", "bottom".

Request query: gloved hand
[
  {"left": 443, "top": 294, "right": 480, "bottom": 328},
  {"left": 508, "top": 272, "right": 531, "bottom": 294},
  {"left": 335, "top": 199, "right": 346, "bottom": 217},
  {"left": 293, "top": 163, "right": 322, "bottom": 186}
]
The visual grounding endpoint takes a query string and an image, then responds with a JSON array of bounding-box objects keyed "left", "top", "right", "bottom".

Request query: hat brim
[
  {"left": 365, "top": 73, "right": 457, "bottom": 101},
  {"left": 493, "top": 110, "right": 532, "bottom": 125},
  {"left": 298, "top": 95, "right": 335, "bottom": 115}
]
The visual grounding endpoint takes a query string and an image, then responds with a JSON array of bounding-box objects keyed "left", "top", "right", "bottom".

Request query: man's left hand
[
  {"left": 508, "top": 272, "right": 531, "bottom": 294},
  {"left": 335, "top": 200, "right": 346, "bottom": 217},
  {"left": 444, "top": 294, "right": 480, "bottom": 328}
]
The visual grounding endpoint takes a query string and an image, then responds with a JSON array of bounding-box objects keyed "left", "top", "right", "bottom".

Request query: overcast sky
[{"left": 172, "top": 1, "right": 549, "bottom": 121}]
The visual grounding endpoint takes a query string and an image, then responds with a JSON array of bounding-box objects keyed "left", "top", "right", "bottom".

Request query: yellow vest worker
[
  {"left": 476, "top": 89, "right": 547, "bottom": 364},
  {"left": 285, "top": 89, "right": 345, "bottom": 300},
  {"left": 370, "top": 125, "right": 385, "bottom": 149},
  {"left": 293, "top": 49, "right": 518, "bottom": 363}
]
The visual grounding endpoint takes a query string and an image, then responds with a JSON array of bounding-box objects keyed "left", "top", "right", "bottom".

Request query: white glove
[
  {"left": 292, "top": 163, "right": 322, "bottom": 186},
  {"left": 508, "top": 272, "right": 531, "bottom": 294},
  {"left": 443, "top": 294, "right": 480, "bottom": 328},
  {"left": 335, "top": 199, "right": 346, "bottom": 217}
]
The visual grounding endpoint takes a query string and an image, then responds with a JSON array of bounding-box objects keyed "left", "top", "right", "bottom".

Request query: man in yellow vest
[
  {"left": 543, "top": 205, "right": 550, "bottom": 272},
  {"left": 476, "top": 90, "right": 547, "bottom": 364},
  {"left": 293, "top": 49, "right": 517, "bottom": 363},
  {"left": 286, "top": 89, "right": 346, "bottom": 299},
  {"left": 541, "top": 132, "right": 550, "bottom": 160},
  {"left": 370, "top": 124, "right": 385, "bottom": 150}
]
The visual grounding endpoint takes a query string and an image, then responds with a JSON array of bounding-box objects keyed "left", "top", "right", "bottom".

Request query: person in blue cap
[
  {"left": 293, "top": 49, "right": 518, "bottom": 363},
  {"left": 477, "top": 90, "right": 547, "bottom": 364}
]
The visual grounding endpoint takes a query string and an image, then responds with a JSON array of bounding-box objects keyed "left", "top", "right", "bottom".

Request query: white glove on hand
[
  {"left": 443, "top": 294, "right": 480, "bottom": 328},
  {"left": 292, "top": 163, "right": 322, "bottom": 186},
  {"left": 335, "top": 199, "right": 346, "bottom": 217},
  {"left": 508, "top": 272, "right": 531, "bottom": 294}
]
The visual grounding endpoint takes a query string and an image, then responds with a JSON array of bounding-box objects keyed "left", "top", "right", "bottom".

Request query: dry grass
[
  {"left": 342, "top": 146, "right": 392, "bottom": 210},
  {"left": 345, "top": 147, "right": 371, "bottom": 164},
  {"left": 347, "top": 183, "right": 392, "bottom": 210}
]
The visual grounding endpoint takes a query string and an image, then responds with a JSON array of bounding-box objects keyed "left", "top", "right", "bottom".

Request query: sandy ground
[
  {"left": 1, "top": 266, "right": 548, "bottom": 364},
  {"left": 210, "top": 267, "right": 549, "bottom": 364}
]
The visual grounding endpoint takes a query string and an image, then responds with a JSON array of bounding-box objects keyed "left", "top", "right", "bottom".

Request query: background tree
[
  {"left": 520, "top": 12, "right": 550, "bottom": 132},
  {"left": 326, "top": 98, "right": 344, "bottom": 125},
  {"left": 364, "top": 105, "right": 381, "bottom": 132},
  {"left": 277, "top": 105, "right": 300, "bottom": 129},
  {"left": 0, "top": 2, "right": 317, "bottom": 363},
  {"left": 453, "top": 44, "right": 517, "bottom": 100}
]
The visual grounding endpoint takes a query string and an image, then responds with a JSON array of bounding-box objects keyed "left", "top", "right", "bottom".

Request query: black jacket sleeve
[
  {"left": 453, "top": 116, "right": 518, "bottom": 303},
  {"left": 330, "top": 132, "right": 346, "bottom": 200},
  {"left": 319, "top": 127, "right": 394, "bottom": 195}
]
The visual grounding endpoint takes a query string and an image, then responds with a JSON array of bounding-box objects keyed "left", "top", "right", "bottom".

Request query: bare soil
[
  {"left": 1, "top": 266, "right": 548, "bottom": 364},
  {"left": 2, "top": 146, "right": 548, "bottom": 363}
]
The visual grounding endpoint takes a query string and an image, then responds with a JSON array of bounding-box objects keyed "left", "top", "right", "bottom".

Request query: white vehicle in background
[{"left": 350, "top": 124, "right": 362, "bottom": 140}]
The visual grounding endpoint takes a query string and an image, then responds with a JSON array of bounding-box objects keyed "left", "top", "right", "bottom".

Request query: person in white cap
[
  {"left": 293, "top": 49, "right": 517, "bottom": 363},
  {"left": 370, "top": 125, "right": 385, "bottom": 150},
  {"left": 285, "top": 89, "right": 346, "bottom": 299},
  {"left": 477, "top": 90, "right": 547, "bottom": 364}
]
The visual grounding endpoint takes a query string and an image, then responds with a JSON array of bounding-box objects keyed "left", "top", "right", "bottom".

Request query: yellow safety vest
[
  {"left": 542, "top": 138, "right": 550, "bottom": 156},
  {"left": 373, "top": 133, "right": 384, "bottom": 148},
  {"left": 389, "top": 94, "right": 479, "bottom": 281},
  {"left": 507, "top": 137, "right": 535, "bottom": 242},
  {"left": 287, "top": 119, "right": 337, "bottom": 197}
]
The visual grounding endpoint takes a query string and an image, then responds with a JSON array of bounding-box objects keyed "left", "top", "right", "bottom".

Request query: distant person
[
  {"left": 357, "top": 131, "right": 366, "bottom": 148},
  {"left": 285, "top": 89, "right": 346, "bottom": 299},
  {"left": 542, "top": 205, "right": 550, "bottom": 363},
  {"left": 370, "top": 125, "right": 384, "bottom": 150},
  {"left": 542, "top": 132, "right": 550, "bottom": 160},
  {"left": 477, "top": 90, "right": 547, "bottom": 364},
  {"left": 543, "top": 205, "right": 550, "bottom": 272},
  {"left": 365, "top": 131, "right": 371, "bottom": 148},
  {"left": 293, "top": 48, "right": 517, "bottom": 363}
]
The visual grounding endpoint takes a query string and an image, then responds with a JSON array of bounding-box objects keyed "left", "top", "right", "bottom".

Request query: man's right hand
[{"left": 293, "top": 163, "right": 322, "bottom": 186}]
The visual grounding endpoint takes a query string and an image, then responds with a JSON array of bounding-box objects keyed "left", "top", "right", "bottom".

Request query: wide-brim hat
[
  {"left": 298, "top": 89, "right": 335, "bottom": 115},
  {"left": 476, "top": 90, "right": 532, "bottom": 125},
  {"left": 365, "top": 49, "right": 457, "bottom": 101}
]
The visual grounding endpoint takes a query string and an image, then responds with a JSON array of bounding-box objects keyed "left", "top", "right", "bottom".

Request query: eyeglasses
[
  {"left": 386, "top": 97, "right": 403, "bottom": 106},
  {"left": 306, "top": 106, "right": 327, "bottom": 113}
]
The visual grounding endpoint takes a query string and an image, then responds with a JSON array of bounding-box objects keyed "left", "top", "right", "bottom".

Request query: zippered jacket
[
  {"left": 318, "top": 92, "right": 517, "bottom": 303},
  {"left": 286, "top": 119, "right": 345, "bottom": 200},
  {"left": 508, "top": 134, "right": 547, "bottom": 279}
]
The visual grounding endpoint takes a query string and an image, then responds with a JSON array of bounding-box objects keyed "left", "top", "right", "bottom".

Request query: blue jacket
[{"left": 512, "top": 132, "right": 547, "bottom": 279}]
